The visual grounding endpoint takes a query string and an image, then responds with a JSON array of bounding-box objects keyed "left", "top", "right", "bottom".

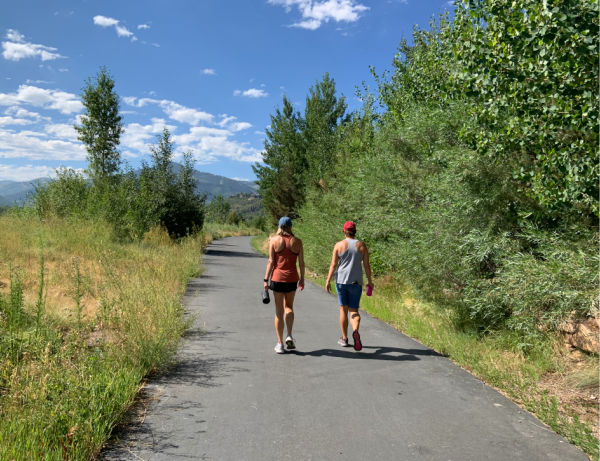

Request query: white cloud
[
  {"left": 172, "top": 124, "right": 262, "bottom": 164},
  {"left": 93, "top": 15, "right": 136, "bottom": 41},
  {"left": 115, "top": 25, "right": 133, "bottom": 38},
  {"left": 121, "top": 118, "right": 174, "bottom": 152},
  {"left": 115, "top": 95, "right": 260, "bottom": 163},
  {"left": 0, "top": 116, "right": 35, "bottom": 127},
  {"left": 6, "top": 29, "right": 25, "bottom": 42},
  {"left": 0, "top": 106, "right": 45, "bottom": 126},
  {"left": 292, "top": 19, "right": 321, "bottom": 30},
  {"left": 218, "top": 115, "right": 237, "bottom": 127},
  {"left": 268, "top": 0, "right": 369, "bottom": 30},
  {"left": 45, "top": 123, "right": 79, "bottom": 141},
  {"left": 163, "top": 101, "right": 213, "bottom": 125},
  {"left": 123, "top": 97, "right": 214, "bottom": 125},
  {"left": 93, "top": 15, "right": 119, "bottom": 27},
  {"left": 202, "top": 68, "right": 216, "bottom": 75},
  {"left": 233, "top": 88, "right": 268, "bottom": 98},
  {"left": 25, "top": 79, "right": 52, "bottom": 85},
  {"left": 5, "top": 106, "right": 43, "bottom": 119},
  {"left": 230, "top": 122, "right": 252, "bottom": 132},
  {"left": 0, "top": 128, "right": 86, "bottom": 161},
  {"left": 2, "top": 29, "right": 65, "bottom": 61},
  {"left": 0, "top": 85, "right": 82, "bottom": 114},
  {"left": 174, "top": 126, "right": 231, "bottom": 145},
  {"left": 217, "top": 115, "right": 252, "bottom": 132},
  {"left": 137, "top": 24, "right": 151, "bottom": 30},
  {"left": 0, "top": 164, "right": 59, "bottom": 181}
]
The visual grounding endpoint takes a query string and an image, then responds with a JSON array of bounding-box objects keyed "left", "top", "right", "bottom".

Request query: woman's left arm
[
  {"left": 297, "top": 240, "right": 305, "bottom": 291},
  {"left": 360, "top": 242, "right": 373, "bottom": 289}
]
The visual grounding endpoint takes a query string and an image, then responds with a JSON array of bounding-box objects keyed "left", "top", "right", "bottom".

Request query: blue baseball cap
[{"left": 278, "top": 216, "right": 292, "bottom": 228}]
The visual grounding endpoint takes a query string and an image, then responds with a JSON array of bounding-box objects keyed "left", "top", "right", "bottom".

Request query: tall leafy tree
[
  {"left": 167, "top": 150, "right": 205, "bottom": 237},
  {"left": 253, "top": 96, "right": 306, "bottom": 220},
  {"left": 149, "top": 127, "right": 176, "bottom": 219},
  {"left": 139, "top": 128, "right": 205, "bottom": 237},
  {"left": 303, "top": 72, "right": 348, "bottom": 186},
  {"left": 74, "top": 67, "right": 123, "bottom": 183},
  {"left": 451, "top": 0, "right": 599, "bottom": 215}
]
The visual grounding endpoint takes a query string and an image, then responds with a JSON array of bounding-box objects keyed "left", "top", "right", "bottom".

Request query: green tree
[
  {"left": 164, "top": 151, "right": 205, "bottom": 237},
  {"left": 253, "top": 96, "right": 306, "bottom": 221},
  {"left": 148, "top": 127, "right": 176, "bottom": 221},
  {"left": 74, "top": 67, "right": 123, "bottom": 183},
  {"left": 451, "top": 0, "right": 599, "bottom": 215},
  {"left": 139, "top": 128, "right": 205, "bottom": 237},
  {"left": 303, "top": 72, "right": 348, "bottom": 186},
  {"left": 206, "top": 194, "right": 231, "bottom": 223}
]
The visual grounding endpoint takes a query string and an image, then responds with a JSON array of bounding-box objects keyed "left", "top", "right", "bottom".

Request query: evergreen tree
[{"left": 74, "top": 67, "right": 123, "bottom": 183}]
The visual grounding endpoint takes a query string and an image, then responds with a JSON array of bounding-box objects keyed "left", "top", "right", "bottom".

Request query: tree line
[
  {"left": 254, "top": 0, "right": 598, "bottom": 346},
  {"left": 34, "top": 67, "right": 205, "bottom": 240}
]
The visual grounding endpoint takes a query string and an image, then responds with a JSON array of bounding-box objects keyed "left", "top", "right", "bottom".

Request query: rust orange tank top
[{"left": 271, "top": 235, "right": 299, "bottom": 283}]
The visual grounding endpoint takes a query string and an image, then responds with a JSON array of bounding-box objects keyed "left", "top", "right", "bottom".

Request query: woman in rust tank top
[{"left": 263, "top": 216, "right": 305, "bottom": 354}]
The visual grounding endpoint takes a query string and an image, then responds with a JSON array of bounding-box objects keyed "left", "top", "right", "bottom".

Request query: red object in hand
[{"left": 366, "top": 285, "right": 373, "bottom": 296}]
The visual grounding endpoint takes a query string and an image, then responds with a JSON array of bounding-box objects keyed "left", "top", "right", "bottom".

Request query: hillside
[
  {"left": 0, "top": 169, "right": 256, "bottom": 206},
  {"left": 0, "top": 178, "right": 52, "bottom": 206},
  {"left": 226, "top": 193, "right": 264, "bottom": 221}
]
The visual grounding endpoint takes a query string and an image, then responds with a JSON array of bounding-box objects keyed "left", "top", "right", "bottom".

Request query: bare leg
[
  {"left": 274, "top": 292, "right": 285, "bottom": 344},
  {"left": 339, "top": 305, "right": 349, "bottom": 339},
  {"left": 283, "top": 290, "right": 296, "bottom": 337},
  {"left": 349, "top": 308, "right": 361, "bottom": 332}
]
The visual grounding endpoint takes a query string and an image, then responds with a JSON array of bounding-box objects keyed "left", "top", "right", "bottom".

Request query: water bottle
[{"left": 366, "top": 285, "right": 373, "bottom": 296}]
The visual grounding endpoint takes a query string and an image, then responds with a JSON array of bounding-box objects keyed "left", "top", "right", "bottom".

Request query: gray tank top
[{"left": 336, "top": 238, "right": 363, "bottom": 285}]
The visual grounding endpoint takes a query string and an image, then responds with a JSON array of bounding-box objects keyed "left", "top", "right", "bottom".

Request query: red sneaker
[{"left": 352, "top": 330, "right": 362, "bottom": 351}]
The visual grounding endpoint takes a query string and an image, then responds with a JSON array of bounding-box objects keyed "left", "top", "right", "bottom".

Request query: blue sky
[{"left": 1, "top": 0, "right": 453, "bottom": 182}]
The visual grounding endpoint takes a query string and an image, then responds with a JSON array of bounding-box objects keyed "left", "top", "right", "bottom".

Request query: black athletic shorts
[{"left": 269, "top": 281, "right": 298, "bottom": 293}]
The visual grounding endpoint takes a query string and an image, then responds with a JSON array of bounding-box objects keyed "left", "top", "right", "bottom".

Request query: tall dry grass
[{"left": 0, "top": 212, "right": 208, "bottom": 459}]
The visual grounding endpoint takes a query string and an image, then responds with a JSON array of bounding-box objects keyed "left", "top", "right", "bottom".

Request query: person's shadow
[{"left": 291, "top": 345, "right": 441, "bottom": 361}]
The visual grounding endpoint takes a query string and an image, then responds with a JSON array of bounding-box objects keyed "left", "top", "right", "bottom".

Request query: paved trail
[{"left": 102, "top": 236, "right": 587, "bottom": 461}]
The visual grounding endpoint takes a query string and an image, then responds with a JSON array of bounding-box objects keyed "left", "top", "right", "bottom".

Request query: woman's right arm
[{"left": 264, "top": 238, "right": 275, "bottom": 289}]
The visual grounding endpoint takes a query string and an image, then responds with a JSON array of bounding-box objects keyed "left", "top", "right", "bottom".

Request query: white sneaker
[
  {"left": 285, "top": 336, "right": 296, "bottom": 350},
  {"left": 274, "top": 343, "right": 285, "bottom": 354}
]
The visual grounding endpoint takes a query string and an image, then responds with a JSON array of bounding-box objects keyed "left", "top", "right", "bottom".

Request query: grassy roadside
[
  {"left": 251, "top": 234, "right": 598, "bottom": 459},
  {"left": 0, "top": 212, "right": 257, "bottom": 460}
]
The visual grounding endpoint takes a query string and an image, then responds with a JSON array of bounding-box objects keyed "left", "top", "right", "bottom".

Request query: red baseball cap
[{"left": 343, "top": 221, "right": 356, "bottom": 231}]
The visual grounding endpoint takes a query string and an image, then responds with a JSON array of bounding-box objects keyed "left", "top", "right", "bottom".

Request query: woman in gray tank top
[{"left": 325, "top": 221, "right": 373, "bottom": 351}]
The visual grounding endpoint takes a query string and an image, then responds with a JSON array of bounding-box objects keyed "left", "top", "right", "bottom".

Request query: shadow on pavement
[
  {"left": 291, "top": 345, "right": 440, "bottom": 361},
  {"left": 204, "top": 248, "right": 264, "bottom": 258}
]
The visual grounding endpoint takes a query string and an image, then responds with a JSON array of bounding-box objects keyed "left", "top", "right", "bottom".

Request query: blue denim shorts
[{"left": 336, "top": 283, "right": 362, "bottom": 309}]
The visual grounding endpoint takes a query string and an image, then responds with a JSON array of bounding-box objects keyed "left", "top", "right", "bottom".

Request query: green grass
[
  {"left": 0, "top": 213, "right": 255, "bottom": 460},
  {"left": 252, "top": 234, "right": 598, "bottom": 459}
]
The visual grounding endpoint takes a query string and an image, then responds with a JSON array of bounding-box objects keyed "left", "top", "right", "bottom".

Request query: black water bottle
[{"left": 262, "top": 287, "right": 270, "bottom": 304}]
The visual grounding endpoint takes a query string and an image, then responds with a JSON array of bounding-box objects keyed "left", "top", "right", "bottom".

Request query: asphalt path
[{"left": 102, "top": 236, "right": 587, "bottom": 461}]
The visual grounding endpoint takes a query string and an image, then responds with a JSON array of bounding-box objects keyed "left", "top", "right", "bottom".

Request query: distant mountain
[
  {"left": 0, "top": 169, "right": 257, "bottom": 207},
  {"left": 190, "top": 170, "right": 257, "bottom": 201},
  {"left": 0, "top": 178, "right": 51, "bottom": 206}
]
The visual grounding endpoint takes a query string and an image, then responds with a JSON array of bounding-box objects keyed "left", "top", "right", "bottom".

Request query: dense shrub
[{"left": 32, "top": 133, "right": 205, "bottom": 241}]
